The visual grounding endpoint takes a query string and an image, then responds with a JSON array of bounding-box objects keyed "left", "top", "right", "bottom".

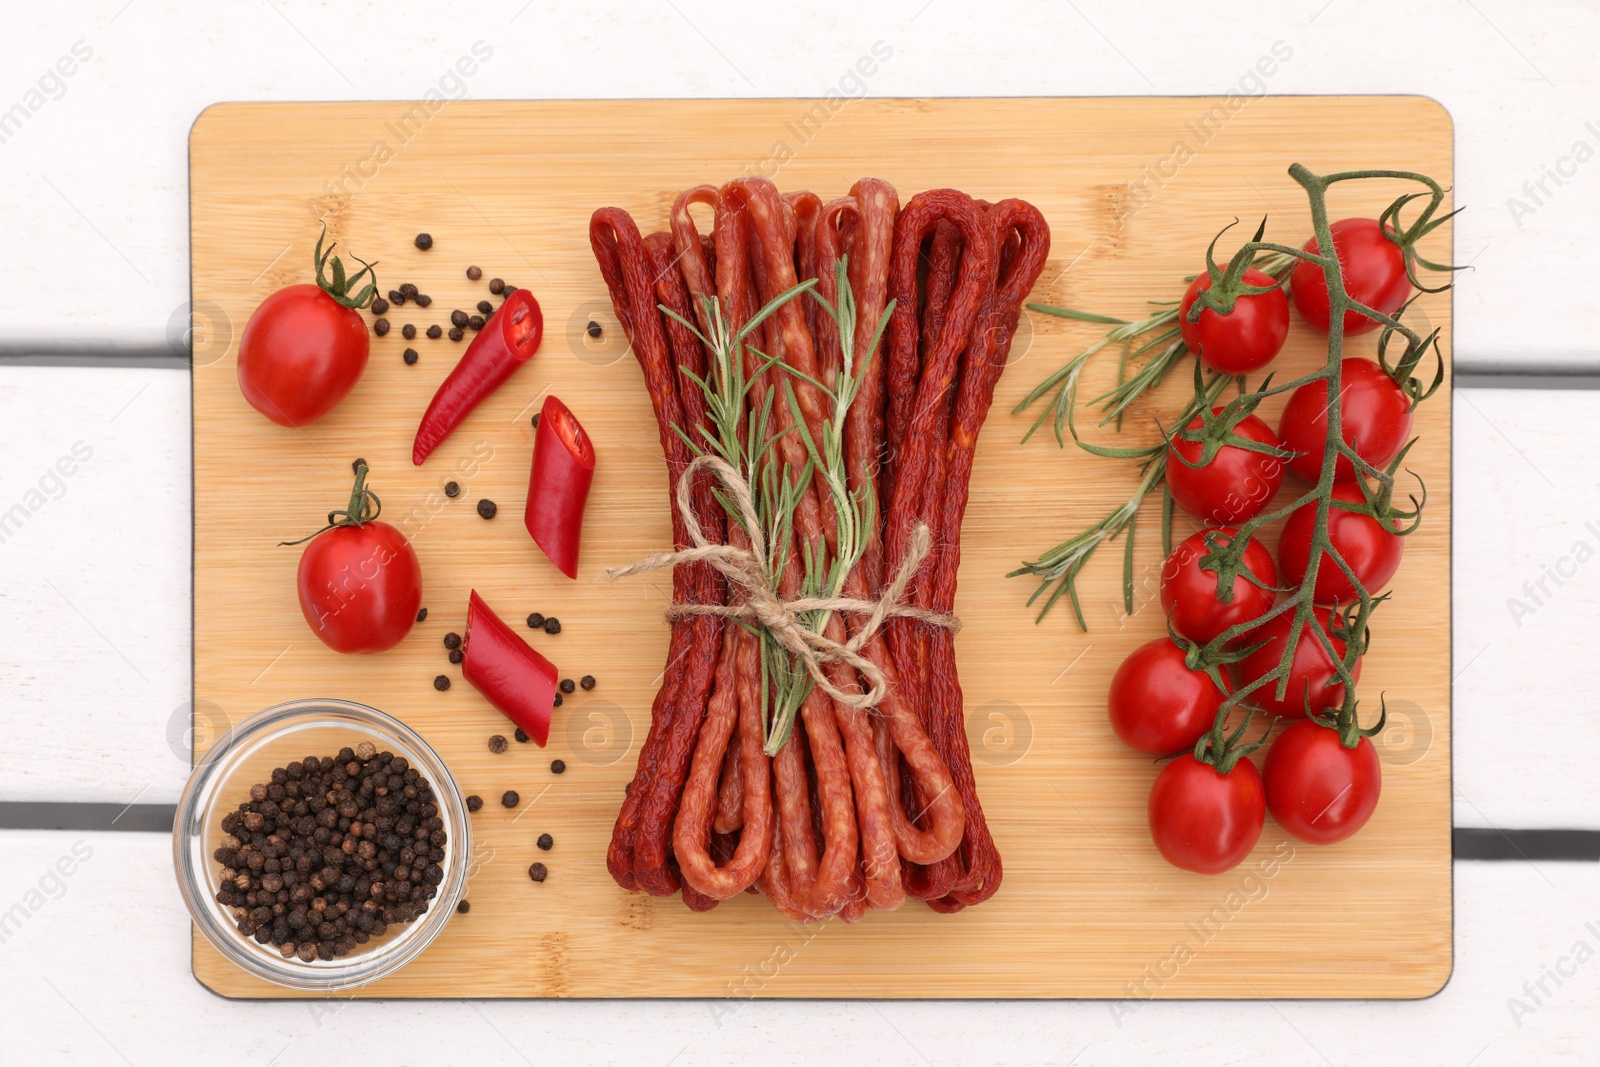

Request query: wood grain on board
[{"left": 189, "top": 97, "right": 1452, "bottom": 999}]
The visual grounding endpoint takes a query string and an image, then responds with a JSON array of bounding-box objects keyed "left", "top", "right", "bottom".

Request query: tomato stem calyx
[
  {"left": 313, "top": 224, "right": 380, "bottom": 311},
  {"left": 279, "top": 462, "right": 383, "bottom": 546}
]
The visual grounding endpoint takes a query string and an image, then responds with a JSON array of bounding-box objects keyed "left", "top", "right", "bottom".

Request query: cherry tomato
[
  {"left": 1107, "top": 638, "right": 1228, "bottom": 756},
  {"left": 1277, "top": 483, "right": 1404, "bottom": 603},
  {"left": 1234, "top": 608, "right": 1360, "bottom": 719},
  {"left": 1290, "top": 218, "right": 1412, "bottom": 337},
  {"left": 1166, "top": 407, "right": 1285, "bottom": 525},
  {"left": 1178, "top": 267, "right": 1290, "bottom": 374},
  {"left": 1278, "top": 357, "right": 1412, "bottom": 484},
  {"left": 1160, "top": 528, "right": 1277, "bottom": 646},
  {"left": 1264, "top": 719, "right": 1381, "bottom": 844},
  {"left": 1148, "top": 754, "right": 1265, "bottom": 874}
]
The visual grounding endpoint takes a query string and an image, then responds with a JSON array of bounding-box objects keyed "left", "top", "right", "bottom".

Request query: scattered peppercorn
[
  {"left": 543, "top": 617, "right": 561, "bottom": 635},
  {"left": 211, "top": 747, "right": 445, "bottom": 962},
  {"left": 448, "top": 649, "right": 462, "bottom": 665},
  {"left": 415, "top": 293, "right": 433, "bottom": 308},
  {"left": 450, "top": 309, "right": 469, "bottom": 328},
  {"left": 466, "top": 265, "right": 482, "bottom": 281},
  {"left": 527, "top": 862, "right": 547, "bottom": 883},
  {"left": 402, "top": 323, "right": 417, "bottom": 340},
  {"left": 388, "top": 289, "right": 406, "bottom": 305},
  {"left": 400, "top": 283, "right": 419, "bottom": 298},
  {"left": 476, "top": 300, "right": 494, "bottom": 316},
  {"left": 559, "top": 679, "right": 575, "bottom": 695},
  {"left": 373, "top": 318, "right": 390, "bottom": 336},
  {"left": 477, "top": 499, "right": 497, "bottom": 520},
  {"left": 586, "top": 321, "right": 602, "bottom": 339},
  {"left": 448, "top": 326, "right": 465, "bottom": 342},
  {"left": 427, "top": 324, "right": 443, "bottom": 339},
  {"left": 352, "top": 458, "right": 367, "bottom": 474},
  {"left": 531, "top": 412, "right": 541, "bottom": 429},
  {"left": 466, "top": 794, "right": 483, "bottom": 812},
  {"left": 372, "top": 297, "right": 389, "bottom": 316},
  {"left": 488, "top": 278, "right": 505, "bottom": 295},
  {"left": 443, "top": 632, "right": 462, "bottom": 650},
  {"left": 536, "top": 833, "right": 553, "bottom": 851},
  {"left": 553, "top": 692, "right": 563, "bottom": 708},
  {"left": 526, "top": 612, "right": 544, "bottom": 629},
  {"left": 514, "top": 728, "right": 529, "bottom": 744},
  {"left": 433, "top": 675, "right": 451, "bottom": 691},
  {"left": 503, "top": 286, "right": 518, "bottom": 296},
  {"left": 550, "top": 759, "right": 566, "bottom": 775},
  {"left": 444, "top": 481, "right": 460, "bottom": 498},
  {"left": 580, "top": 675, "right": 596, "bottom": 691},
  {"left": 403, "top": 348, "right": 419, "bottom": 365},
  {"left": 468, "top": 315, "right": 485, "bottom": 331},
  {"left": 456, "top": 900, "right": 470, "bottom": 914},
  {"left": 488, "top": 735, "right": 508, "bottom": 754},
  {"left": 501, "top": 790, "right": 519, "bottom": 808},
  {"left": 414, "top": 233, "right": 433, "bottom": 251},
  {"left": 416, "top": 607, "right": 428, "bottom": 623}
]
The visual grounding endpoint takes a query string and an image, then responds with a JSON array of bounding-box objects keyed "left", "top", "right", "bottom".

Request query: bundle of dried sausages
[{"left": 590, "top": 177, "right": 1048, "bottom": 920}]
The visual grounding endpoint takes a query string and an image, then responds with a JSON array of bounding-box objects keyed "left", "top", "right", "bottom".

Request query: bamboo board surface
[{"left": 190, "top": 97, "right": 1452, "bottom": 999}]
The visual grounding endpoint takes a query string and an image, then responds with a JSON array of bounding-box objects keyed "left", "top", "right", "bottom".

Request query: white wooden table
[{"left": 3, "top": 2, "right": 1597, "bottom": 1063}]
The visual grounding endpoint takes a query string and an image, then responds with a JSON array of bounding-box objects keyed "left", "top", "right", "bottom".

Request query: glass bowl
[{"left": 173, "top": 698, "right": 469, "bottom": 991}]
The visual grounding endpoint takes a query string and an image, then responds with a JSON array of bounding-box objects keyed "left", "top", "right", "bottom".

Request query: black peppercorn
[
  {"left": 426, "top": 324, "right": 443, "bottom": 339},
  {"left": 531, "top": 412, "right": 541, "bottom": 429},
  {"left": 448, "top": 326, "right": 465, "bottom": 342},
  {"left": 543, "top": 617, "right": 561, "bottom": 635},
  {"left": 400, "top": 283, "right": 419, "bottom": 298},
  {"left": 351, "top": 458, "right": 367, "bottom": 474},
  {"left": 488, "top": 735, "right": 507, "bottom": 754},
  {"left": 466, "top": 794, "right": 482, "bottom": 812},
  {"left": 514, "top": 728, "right": 529, "bottom": 744},
  {"left": 476, "top": 300, "right": 493, "bottom": 315},
  {"left": 559, "top": 679, "right": 575, "bottom": 694},
  {"left": 373, "top": 318, "right": 390, "bottom": 336},
  {"left": 466, "top": 265, "right": 482, "bottom": 281},
  {"left": 443, "top": 632, "right": 462, "bottom": 650},
  {"left": 372, "top": 298, "right": 389, "bottom": 316},
  {"left": 414, "top": 233, "right": 432, "bottom": 251},
  {"left": 444, "top": 481, "right": 460, "bottom": 498},
  {"left": 488, "top": 278, "right": 505, "bottom": 294},
  {"left": 503, "top": 286, "right": 518, "bottom": 295},
  {"left": 536, "top": 833, "right": 553, "bottom": 851},
  {"left": 586, "top": 320, "right": 602, "bottom": 339},
  {"left": 415, "top": 293, "right": 432, "bottom": 308},
  {"left": 553, "top": 692, "right": 563, "bottom": 708},
  {"left": 403, "top": 348, "right": 419, "bottom": 365},
  {"left": 450, "top": 309, "right": 469, "bottom": 328},
  {"left": 501, "top": 791, "right": 519, "bottom": 809},
  {"left": 468, "top": 315, "right": 485, "bottom": 331},
  {"left": 448, "top": 649, "right": 462, "bottom": 665},
  {"left": 527, "top": 612, "right": 545, "bottom": 629},
  {"left": 550, "top": 759, "right": 566, "bottom": 775},
  {"left": 416, "top": 607, "right": 428, "bottom": 623},
  {"left": 433, "top": 675, "right": 450, "bottom": 691},
  {"left": 456, "top": 899, "right": 470, "bottom": 913},
  {"left": 527, "top": 862, "right": 547, "bottom": 883},
  {"left": 477, "top": 499, "right": 497, "bottom": 520},
  {"left": 580, "top": 675, "right": 596, "bottom": 691},
  {"left": 388, "top": 289, "right": 406, "bottom": 306},
  {"left": 402, "top": 323, "right": 417, "bottom": 340}
]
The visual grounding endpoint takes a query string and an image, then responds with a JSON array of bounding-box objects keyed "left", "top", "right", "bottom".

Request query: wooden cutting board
[{"left": 189, "top": 97, "right": 1453, "bottom": 999}]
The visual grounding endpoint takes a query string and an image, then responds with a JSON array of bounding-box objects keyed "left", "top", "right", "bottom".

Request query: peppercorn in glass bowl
[{"left": 173, "top": 698, "right": 469, "bottom": 991}]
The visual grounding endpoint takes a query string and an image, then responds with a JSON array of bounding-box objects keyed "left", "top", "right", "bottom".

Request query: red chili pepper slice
[
  {"left": 412, "top": 288, "right": 544, "bottom": 465},
  {"left": 524, "top": 395, "right": 596, "bottom": 578},
  {"left": 461, "top": 589, "right": 558, "bottom": 746}
]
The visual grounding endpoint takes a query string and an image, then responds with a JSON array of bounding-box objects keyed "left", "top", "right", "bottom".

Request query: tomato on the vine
[
  {"left": 1235, "top": 607, "right": 1360, "bottom": 719},
  {"left": 1278, "top": 357, "right": 1412, "bottom": 484},
  {"left": 1148, "top": 754, "right": 1265, "bottom": 874},
  {"left": 1290, "top": 218, "right": 1412, "bottom": 336},
  {"left": 1107, "top": 637, "right": 1228, "bottom": 756},
  {"left": 1179, "top": 267, "right": 1290, "bottom": 374},
  {"left": 1166, "top": 408, "right": 1285, "bottom": 526},
  {"left": 1264, "top": 719, "right": 1382, "bottom": 844},
  {"left": 1278, "top": 483, "right": 1404, "bottom": 603},
  {"left": 238, "top": 229, "right": 377, "bottom": 427},
  {"left": 1160, "top": 528, "right": 1277, "bottom": 646},
  {"left": 290, "top": 464, "right": 422, "bottom": 654}
]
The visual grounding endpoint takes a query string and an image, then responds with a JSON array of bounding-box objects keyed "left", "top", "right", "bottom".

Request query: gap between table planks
[{"left": 189, "top": 97, "right": 1453, "bottom": 999}]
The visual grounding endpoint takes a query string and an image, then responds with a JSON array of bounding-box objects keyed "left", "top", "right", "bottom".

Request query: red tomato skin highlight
[
  {"left": 1148, "top": 754, "right": 1266, "bottom": 875},
  {"left": 1107, "top": 638, "right": 1229, "bottom": 756},
  {"left": 1160, "top": 528, "right": 1278, "bottom": 647},
  {"left": 1166, "top": 408, "right": 1285, "bottom": 526},
  {"left": 461, "top": 590, "right": 558, "bottom": 746},
  {"left": 1277, "top": 483, "right": 1404, "bottom": 603},
  {"left": 1264, "top": 720, "right": 1382, "bottom": 844},
  {"left": 1290, "top": 218, "right": 1412, "bottom": 337},
  {"left": 1234, "top": 608, "right": 1360, "bottom": 719},
  {"left": 1178, "top": 268, "right": 1289, "bottom": 375},
  {"left": 525, "top": 395, "right": 596, "bottom": 579},
  {"left": 295, "top": 521, "right": 422, "bottom": 654},
  {"left": 238, "top": 284, "right": 370, "bottom": 427},
  {"left": 1278, "top": 357, "right": 1412, "bottom": 484}
]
